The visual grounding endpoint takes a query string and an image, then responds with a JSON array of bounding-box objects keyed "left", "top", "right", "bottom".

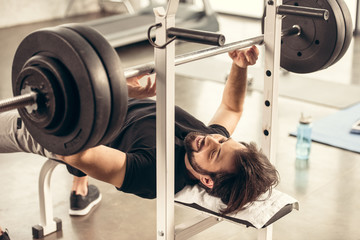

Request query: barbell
[{"left": 0, "top": 0, "right": 353, "bottom": 155}]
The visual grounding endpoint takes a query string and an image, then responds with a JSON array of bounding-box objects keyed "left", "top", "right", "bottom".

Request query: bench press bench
[{"left": 32, "top": 159, "right": 298, "bottom": 239}]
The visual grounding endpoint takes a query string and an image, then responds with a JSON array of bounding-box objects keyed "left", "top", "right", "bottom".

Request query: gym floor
[{"left": 0, "top": 9, "right": 360, "bottom": 240}]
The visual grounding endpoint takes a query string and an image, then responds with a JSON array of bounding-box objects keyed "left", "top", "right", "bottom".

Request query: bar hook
[{"left": 147, "top": 23, "right": 176, "bottom": 49}]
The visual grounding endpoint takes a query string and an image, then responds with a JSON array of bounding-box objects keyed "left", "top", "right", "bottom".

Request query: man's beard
[{"left": 184, "top": 132, "right": 210, "bottom": 175}]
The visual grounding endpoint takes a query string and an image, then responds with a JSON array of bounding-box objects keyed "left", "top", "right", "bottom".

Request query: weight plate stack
[
  {"left": 62, "top": 23, "right": 128, "bottom": 146},
  {"left": 20, "top": 54, "right": 75, "bottom": 136},
  {"left": 52, "top": 27, "right": 112, "bottom": 151},
  {"left": 281, "top": 0, "right": 345, "bottom": 73},
  {"left": 330, "top": 0, "right": 353, "bottom": 65},
  {"left": 12, "top": 26, "right": 111, "bottom": 155}
]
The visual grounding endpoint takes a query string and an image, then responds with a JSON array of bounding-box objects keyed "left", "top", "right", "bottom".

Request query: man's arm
[
  {"left": 58, "top": 75, "right": 156, "bottom": 188},
  {"left": 208, "top": 45, "right": 259, "bottom": 135},
  {"left": 127, "top": 74, "right": 156, "bottom": 99},
  {"left": 58, "top": 145, "right": 127, "bottom": 189}
]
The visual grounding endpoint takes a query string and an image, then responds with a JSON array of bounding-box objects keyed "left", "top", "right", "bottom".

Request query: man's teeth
[{"left": 197, "top": 137, "right": 202, "bottom": 150}]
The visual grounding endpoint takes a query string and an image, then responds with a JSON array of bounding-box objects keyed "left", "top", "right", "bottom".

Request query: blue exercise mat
[{"left": 291, "top": 103, "right": 360, "bottom": 153}]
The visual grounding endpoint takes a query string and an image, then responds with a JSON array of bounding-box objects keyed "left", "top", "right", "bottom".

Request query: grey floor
[{"left": 0, "top": 9, "right": 360, "bottom": 240}]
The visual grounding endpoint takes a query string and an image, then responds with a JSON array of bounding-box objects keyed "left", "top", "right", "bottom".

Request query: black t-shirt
[{"left": 108, "top": 98, "right": 230, "bottom": 199}]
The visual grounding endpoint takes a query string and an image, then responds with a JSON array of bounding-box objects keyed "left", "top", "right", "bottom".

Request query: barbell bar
[
  {"left": 0, "top": 1, "right": 352, "bottom": 155},
  {"left": 0, "top": 25, "right": 301, "bottom": 113}
]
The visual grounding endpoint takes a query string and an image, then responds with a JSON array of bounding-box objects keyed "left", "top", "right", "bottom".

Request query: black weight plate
[
  {"left": 62, "top": 23, "right": 128, "bottom": 145},
  {"left": 52, "top": 27, "right": 112, "bottom": 148},
  {"left": 22, "top": 54, "right": 75, "bottom": 135},
  {"left": 16, "top": 65, "right": 61, "bottom": 131},
  {"left": 51, "top": 27, "right": 112, "bottom": 150},
  {"left": 330, "top": 0, "right": 353, "bottom": 65},
  {"left": 281, "top": 0, "right": 345, "bottom": 73},
  {"left": 12, "top": 27, "right": 111, "bottom": 155},
  {"left": 318, "top": 0, "right": 345, "bottom": 70}
]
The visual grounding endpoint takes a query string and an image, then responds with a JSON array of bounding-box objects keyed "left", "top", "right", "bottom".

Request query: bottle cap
[{"left": 299, "top": 113, "right": 312, "bottom": 124}]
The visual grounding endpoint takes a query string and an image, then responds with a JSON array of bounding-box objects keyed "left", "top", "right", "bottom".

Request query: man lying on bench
[{"left": 0, "top": 46, "right": 279, "bottom": 240}]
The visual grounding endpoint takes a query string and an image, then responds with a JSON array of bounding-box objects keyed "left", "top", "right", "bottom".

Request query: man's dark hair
[{"left": 201, "top": 141, "right": 279, "bottom": 215}]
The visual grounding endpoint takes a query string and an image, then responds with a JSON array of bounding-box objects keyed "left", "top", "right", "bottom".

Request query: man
[
  {"left": 0, "top": 46, "right": 278, "bottom": 239},
  {"left": 58, "top": 45, "right": 278, "bottom": 215}
]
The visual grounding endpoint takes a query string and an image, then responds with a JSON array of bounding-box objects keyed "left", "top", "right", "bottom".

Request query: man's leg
[
  {"left": 0, "top": 111, "right": 101, "bottom": 216},
  {"left": 69, "top": 176, "right": 102, "bottom": 216},
  {"left": 72, "top": 175, "right": 89, "bottom": 196},
  {"left": 0, "top": 110, "right": 55, "bottom": 158}
]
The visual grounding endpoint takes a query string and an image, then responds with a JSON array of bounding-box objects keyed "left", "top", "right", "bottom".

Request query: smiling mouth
[{"left": 195, "top": 136, "right": 205, "bottom": 151}]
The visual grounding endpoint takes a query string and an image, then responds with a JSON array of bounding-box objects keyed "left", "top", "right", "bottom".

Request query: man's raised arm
[{"left": 208, "top": 45, "right": 259, "bottom": 135}]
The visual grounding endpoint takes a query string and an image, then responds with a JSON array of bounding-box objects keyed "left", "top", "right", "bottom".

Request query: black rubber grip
[{"left": 167, "top": 27, "right": 225, "bottom": 46}]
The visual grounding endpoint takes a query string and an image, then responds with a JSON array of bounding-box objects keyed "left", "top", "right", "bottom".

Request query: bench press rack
[{"left": 31, "top": 0, "right": 300, "bottom": 239}]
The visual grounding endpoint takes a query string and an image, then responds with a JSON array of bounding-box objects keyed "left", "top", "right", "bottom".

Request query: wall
[
  {"left": 209, "top": 0, "right": 359, "bottom": 27},
  {"left": 209, "top": 0, "right": 264, "bottom": 18},
  {"left": 0, "top": 0, "right": 100, "bottom": 28}
]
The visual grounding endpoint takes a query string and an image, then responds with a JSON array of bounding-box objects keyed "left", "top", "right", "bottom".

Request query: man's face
[{"left": 184, "top": 132, "right": 244, "bottom": 175}]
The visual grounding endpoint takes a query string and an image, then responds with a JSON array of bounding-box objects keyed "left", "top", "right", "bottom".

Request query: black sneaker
[
  {"left": 69, "top": 185, "right": 102, "bottom": 216},
  {"left": 0, "top": 229, "right": 10, "bottom": 240}
]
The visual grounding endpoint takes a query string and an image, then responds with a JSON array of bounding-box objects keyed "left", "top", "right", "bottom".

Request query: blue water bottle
[{"left": 296, "top": 113, "right": 312, "bottom": 160}]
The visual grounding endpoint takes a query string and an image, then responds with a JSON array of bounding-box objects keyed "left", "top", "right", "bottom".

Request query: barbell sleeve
[
  {"left": 0, "top": 91, "right": 37, "bottom": 113},
  {"left": 282, "top": 25, "right": 301, "bottom": 37},
  {"left": 277, "top": 5, "right": 329, "bottom": 20}
]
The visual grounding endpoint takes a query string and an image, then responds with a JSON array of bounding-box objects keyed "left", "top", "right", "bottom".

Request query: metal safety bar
[
  {"left": 355, "top": 0, "right": 360, "bottom": 35},
  {"left": 258, "top": 0, "right": 283, "bottom": 239},
  {"left": 154, "top": 1, "right": 177, "bottom": 239}
]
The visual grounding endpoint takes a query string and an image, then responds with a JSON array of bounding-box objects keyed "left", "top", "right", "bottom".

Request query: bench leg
[
  {"left": 257, "top": 225, "right": 273, "bottom": 240},
  {"left": 32, "top": 159, "right": 62, "bottom": 239}
]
